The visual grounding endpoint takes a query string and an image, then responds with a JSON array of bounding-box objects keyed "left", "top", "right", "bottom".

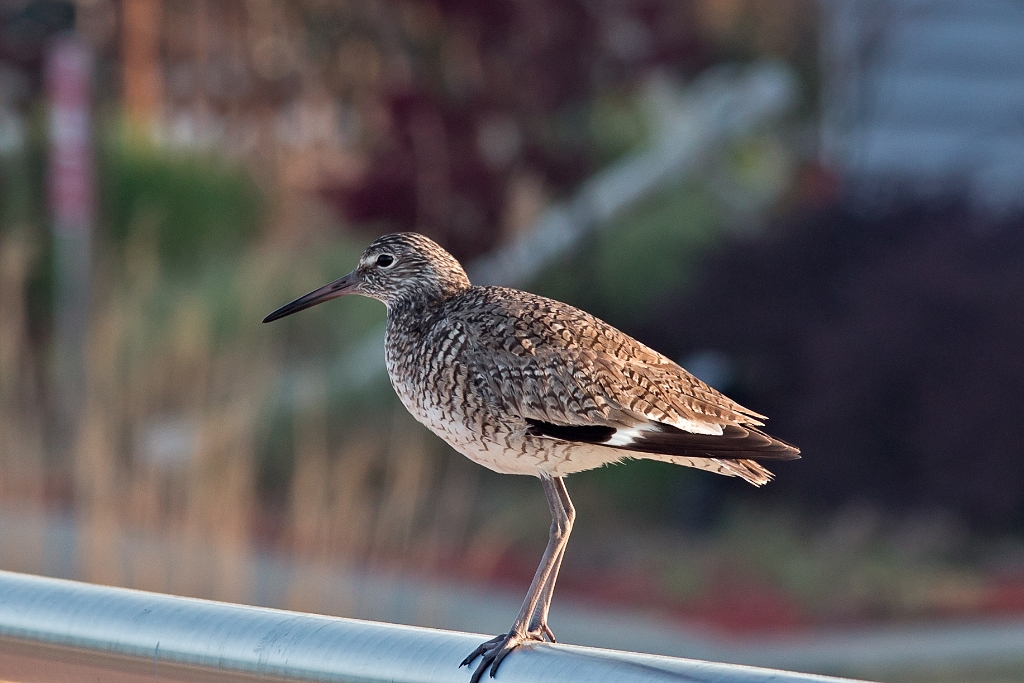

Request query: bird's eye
[{"left": 376, "top": 254, "right": 395, "bottom": 268}]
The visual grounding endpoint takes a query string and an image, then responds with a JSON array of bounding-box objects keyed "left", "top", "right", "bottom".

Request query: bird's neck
[
  {"left": 385, "top": 292, "right": 452, "bottom": 333},
  {"left": 385, "top": 275, "right": 469, "bottom": 315}
]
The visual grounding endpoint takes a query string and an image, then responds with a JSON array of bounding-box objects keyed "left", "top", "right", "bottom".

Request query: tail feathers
[
  {"left": 715, "top": 458, "right": 773, "bottom": 486},
  {"left": 640, "top": 454, "right": 775, "bottom": 486},
  {"left": 524, "top": 418, "right": 800, "bottom": 464}
]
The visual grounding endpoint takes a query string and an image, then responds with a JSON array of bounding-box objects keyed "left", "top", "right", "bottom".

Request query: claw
[
  {"left": 462, "top": 631, "right": 539, "bottom": 683},
  {"left": 488, "top": 640, "right": 516, "bottom": 676},
  {"left": 460, "top": 634, "right": 504, "bottom": 668}
]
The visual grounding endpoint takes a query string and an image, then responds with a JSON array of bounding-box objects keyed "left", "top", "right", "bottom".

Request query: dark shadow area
[{"left": 641, "top": 199, "right": 1024, "bottom": 528}]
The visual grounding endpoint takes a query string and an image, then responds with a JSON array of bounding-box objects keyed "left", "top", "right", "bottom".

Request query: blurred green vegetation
[
  {"left": 99, "top": 141, "right": 263, "bottom": 273},
  {"left": 2, "top": 128, "right": 264, "bottom": 265},
  {"left": 1, "top": 130, "right": 267, "bottom": 343},
  {"left": 0, "top": 110, "right": 50, "bottom": 337}
]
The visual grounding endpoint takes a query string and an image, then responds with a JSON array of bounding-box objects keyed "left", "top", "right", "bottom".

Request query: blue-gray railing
[{"left": 0, "top": 570, "right": 862, "bottom": 683}]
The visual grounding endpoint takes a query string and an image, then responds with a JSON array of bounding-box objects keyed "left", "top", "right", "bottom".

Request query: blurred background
[{"left": 2, "top": 0, "right": 1024, "bottom": 680}]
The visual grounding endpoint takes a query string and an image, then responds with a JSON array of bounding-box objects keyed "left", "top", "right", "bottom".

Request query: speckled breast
[
  {"left": 384, "top": 318, "right": 497, "bottom": 462},
  {"left": 382, "top": 315, "right": 588, "bottom": 477}
]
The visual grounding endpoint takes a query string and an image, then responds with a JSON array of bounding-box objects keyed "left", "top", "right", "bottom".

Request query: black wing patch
[
  {"left": 525, "top": 419, "right": 616, "bottom": 443},
  {"left": 525, "top": 418, "right": 800, "bottom": 461}
]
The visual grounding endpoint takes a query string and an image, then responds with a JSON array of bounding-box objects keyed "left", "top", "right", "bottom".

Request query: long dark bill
[{"left": 262, "top": 270, "right": 361, "bottom": 323}]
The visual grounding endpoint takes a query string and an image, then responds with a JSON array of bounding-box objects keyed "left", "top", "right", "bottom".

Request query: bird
[{"left": 263, "top": 232, "right": 799, "bottom": 682}]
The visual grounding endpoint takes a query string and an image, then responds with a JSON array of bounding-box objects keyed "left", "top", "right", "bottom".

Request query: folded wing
[{"left": 456, "top": 289, "right": 800, "bottom": 465}]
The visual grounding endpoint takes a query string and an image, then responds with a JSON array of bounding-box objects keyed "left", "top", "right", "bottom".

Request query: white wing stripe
[{"left": 606, "top": 419, "right": 723, "bottom": 446}]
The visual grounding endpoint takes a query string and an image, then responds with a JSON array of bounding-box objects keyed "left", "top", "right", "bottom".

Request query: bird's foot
[{"left": 460, "top": 630, "right": 541, "bottom": 683}]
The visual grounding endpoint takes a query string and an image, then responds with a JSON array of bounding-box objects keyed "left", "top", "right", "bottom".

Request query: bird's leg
[
  {"left": 526, "top": 477, "right": 574, "bottom": 642},
  {"left": 526, "top": 545, "right": 565, "bottom": 642},
  {"left": 461, "top": 474, "right": 573, "bottom": 682}
]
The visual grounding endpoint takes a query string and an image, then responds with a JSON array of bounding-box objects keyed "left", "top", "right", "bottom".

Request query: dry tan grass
[
  {"left": 71, "top": 230, "right": 264, "bottom": 600},
  {"left": 0, "top": 230, "right": 47, "bottom": 575},
  {"left": 0, "top": 228, "right": 487, "bottom": 608}
]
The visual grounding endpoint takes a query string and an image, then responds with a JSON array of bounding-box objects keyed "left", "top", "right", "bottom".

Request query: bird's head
[{"left": 263, "top": 232, "right": 471, "bottom": 322}]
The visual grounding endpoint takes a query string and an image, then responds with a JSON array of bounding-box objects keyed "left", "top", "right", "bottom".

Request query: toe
[
  {"left": 462, "top": 631, "right": 537, "bottom": 682},
  {"left": 461, "top": 634, "right": 504, "bottom": 668},
  {"left": 489, "top": 641, "right": 517, "bottom": 676}
]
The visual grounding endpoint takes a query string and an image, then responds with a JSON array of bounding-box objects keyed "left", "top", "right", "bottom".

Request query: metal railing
[{"left": 0, "top": 570, "right": 860, "bottom": 683}]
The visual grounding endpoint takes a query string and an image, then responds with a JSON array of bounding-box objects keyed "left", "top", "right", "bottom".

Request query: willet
[{"left": 264, "top": 232, "right": 799, "bottom": 682}]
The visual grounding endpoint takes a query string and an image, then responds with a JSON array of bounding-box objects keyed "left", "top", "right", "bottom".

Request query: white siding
[{"left": 819, "top": 0, "right": 1024, "bottom": 208}]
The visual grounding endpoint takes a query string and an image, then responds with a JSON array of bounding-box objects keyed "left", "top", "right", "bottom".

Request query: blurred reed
[
  {"left": 74, "top": 225, "right": 267, "bottom": 601},
  {"left": 284, "top": 385, "right": 495, "bottom": 614},
  {"left": 0, "top": 219, "right": 491, "bottom": 609},
  {"left": 0, "top": 230, "right": 47, "bottom": 575}
]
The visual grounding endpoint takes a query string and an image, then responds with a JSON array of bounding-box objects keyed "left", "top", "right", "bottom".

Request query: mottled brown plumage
[{"left": 264, "top": 232, "right": 799, "bottom": 682}]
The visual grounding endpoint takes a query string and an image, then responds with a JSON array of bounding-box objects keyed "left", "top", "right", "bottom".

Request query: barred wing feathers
[{"left": 452, "top": 289, "right": 800, "bottom": 478}]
